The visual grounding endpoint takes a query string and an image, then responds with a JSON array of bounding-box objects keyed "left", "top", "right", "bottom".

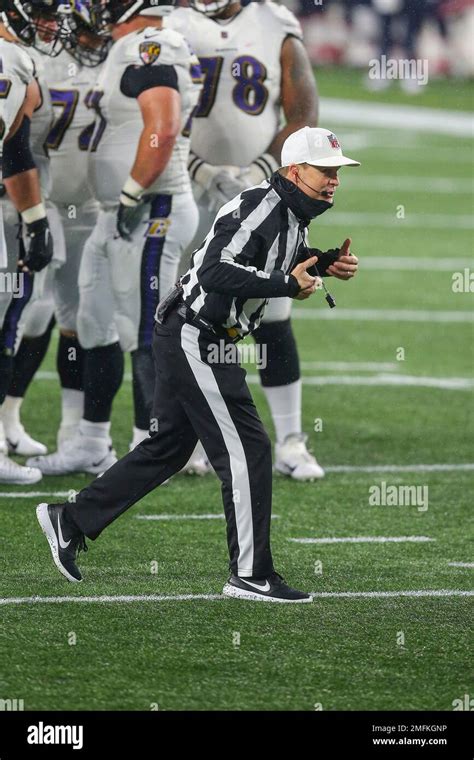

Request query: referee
[{"left": 36, "top": 127, "right": 360, "bottom": 603}]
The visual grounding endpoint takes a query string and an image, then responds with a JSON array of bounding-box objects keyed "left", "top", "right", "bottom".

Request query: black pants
[{"left": 66, "top": 309, "right": 275, "bottom": 578}]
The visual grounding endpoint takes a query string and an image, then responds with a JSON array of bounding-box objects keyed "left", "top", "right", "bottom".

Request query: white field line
[
  {"left": 0, "top": 589, "right": 471, "bottom": 606},
  {"left": 291, "top": 308, "right": 474, "bottom": 322},
  {"left": 289, "top": 536, "right": 434, "bottom": 544},
  {"left": 317, "top": 213, "right": 474, "bottom": 229},
  {"left": 323, "top": 98, "right": 474, "bottom": 137},
  {"left": 448, "top": 562, "right": 474, "bottom": 568},
  {"left": 362, "top": 257, "right": 474, "bottom": 271},
  {"left": 341, "top": 176, "right": 473, "bottom": 193},
  {"left": 299, "top": 361, "right": 399, "bottom": 371},
  {"left": 312, "top": 590, "right": 474, "bottom": 598},
  {"left": 0, "top": 491, "right": 72, "bottom": 498},
  {"left": 248, "top": 374, "right": 474, "bottom": 390},
  {"left": 35, "top": 369, "right": 474, "bottom": 390},
  {"left": 325, "top": 464, "right": 474, "bottom": 473},
  {"left": 135, "top": 514, "right": 279, "bottom": 521},
  {"left": 1, "top": 464, "right": 472, "bottom": 499}
]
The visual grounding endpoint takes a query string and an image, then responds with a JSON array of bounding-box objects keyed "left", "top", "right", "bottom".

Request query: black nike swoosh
[
  {"left": 91, "top": 455, "right": 109, "bottom": 468},
  {"left": 7, "top": 439, "right": 18, "bottom": 451}
]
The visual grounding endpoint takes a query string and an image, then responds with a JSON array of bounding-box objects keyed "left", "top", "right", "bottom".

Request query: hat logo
[
  {"left": 327, "top": 133, "right": 340, "bottom": 149},
  {"left": 139, "top": 42, "right": 161, "bottom": 66}
]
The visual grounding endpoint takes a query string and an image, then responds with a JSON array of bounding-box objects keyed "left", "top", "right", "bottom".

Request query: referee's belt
[{"left": 176, "top": 302, "right": 242, "bottom": 343}]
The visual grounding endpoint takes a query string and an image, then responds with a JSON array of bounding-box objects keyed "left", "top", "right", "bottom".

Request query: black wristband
[{"left": 287, "top": 274, "right": 301, "bottom": 298}]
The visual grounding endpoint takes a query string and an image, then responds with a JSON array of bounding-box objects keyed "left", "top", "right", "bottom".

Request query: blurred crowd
[
  {"left": 176, "top": 0, "right": 474, "bottom": 80},
  {"left": 288, "top": 0, "right": 474, "bottom": 78}
]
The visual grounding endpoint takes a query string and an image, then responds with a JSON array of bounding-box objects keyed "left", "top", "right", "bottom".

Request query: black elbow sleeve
[{"left": 2, "top": 116, "right": 36, "bottom": 179}]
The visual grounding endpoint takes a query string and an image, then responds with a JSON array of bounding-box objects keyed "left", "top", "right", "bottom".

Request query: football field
[{"left": 0, "top": 77, "right": 472, "bottom": 712}]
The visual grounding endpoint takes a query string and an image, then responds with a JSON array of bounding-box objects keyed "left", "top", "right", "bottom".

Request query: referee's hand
[{"left": 291, "top": 256, "right": 322, "bottom": 300}]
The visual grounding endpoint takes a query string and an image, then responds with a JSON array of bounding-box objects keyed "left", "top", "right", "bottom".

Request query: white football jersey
[
  {"left": 167, "top": 1, "right": 302, "bottom": 166},
  {"left": 44, "top": 50, "right": 104, "bottom": 205},
  {"left": 88, "top": 26, "right": 202, "bottom": 206},
  {"left": 22, "top": 47, "right": 54, "bottom": 198},
  {"left": 0, "top": 39, "right": 34, "bottom": 142},
  {"left": 0, "top": 40, "right": 34, "bottom": 268}
]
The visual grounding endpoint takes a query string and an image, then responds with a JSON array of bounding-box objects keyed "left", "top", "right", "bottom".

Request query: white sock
[
  {"left": 79, "top": 419, "right": 111, "bottom": 440},
  {"left": 262, "top": 379, "right": 302, "bottom": 445},
  {"left": 131, "top": 426, "right": 149, "bottom": 448},
  {"left": 0, "top": 417, "right": 7, "bottom": 454},
  {"left": 1, "top": 396, "right": 23, "bottom": 429},
  {"left": 61, "top": 388, "right": 84, "bottom": 428}
]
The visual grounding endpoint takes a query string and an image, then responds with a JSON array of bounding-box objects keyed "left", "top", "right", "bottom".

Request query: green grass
[
  {"left": 317, "top": 65, "right": 474, "bottom": 111},
  {"left": 0, "top": 120, "right": 473, "bottom": 712}
]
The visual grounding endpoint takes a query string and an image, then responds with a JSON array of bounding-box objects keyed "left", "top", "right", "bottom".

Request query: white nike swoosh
[
  {"left": 244, "top": 580, "right": 271, "bottom": 592},
  {"left": 57, "top": 514, "right": 71, "bottom": 550}
]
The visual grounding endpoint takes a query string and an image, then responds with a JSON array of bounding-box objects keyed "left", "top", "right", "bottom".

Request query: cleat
[
  {"left": 36, "top": 502, "right": 87, "bottom": 583},
  {"left": 0, "top": 453, "right": 42, "bottom": 484},
  {"left": 223, "top": 572, "right": 312, "bottom": 603},
  {"left": 56, "top": 423, "right": 79, "bottom": 451},
  {"left": 275, "top": 433, "right": 325, "bottom": 481},
  {"left": 181, "top": 441, "right": 212, "bottom": 476},
  {"left": 6, "top": 425, "right": 47, "bottom": 457},
  {"left": 27, "top": 432, "right": 117, "bottom": 476}
]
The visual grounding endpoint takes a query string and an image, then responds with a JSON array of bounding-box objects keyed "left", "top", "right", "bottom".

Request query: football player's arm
[
  {"left": 132, "top": 86, "right": 181, "bottom": 187},
  {"left": 3, "top": 79, "right": 43, "bottom": 212},
  {"left": 267, "top": 36, "right": 318, "bottom": 161},
  {"left": 116, "top": 64, "right": 181, "bottom": 239},
  {"left": 2, "top": 79, "right": 53, "bottom": 273}
]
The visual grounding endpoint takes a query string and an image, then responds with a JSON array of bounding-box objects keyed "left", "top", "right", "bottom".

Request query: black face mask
[{"left": 270, "top": 172, "right": 333, "bottom": 224}]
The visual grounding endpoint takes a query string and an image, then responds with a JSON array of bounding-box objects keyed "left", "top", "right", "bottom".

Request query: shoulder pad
[
  {"left": 261, "top": 1, "right": 303, "bottom": 41},
  {"left": 0, "top": 42, "right": 35, "bottom": 85}
]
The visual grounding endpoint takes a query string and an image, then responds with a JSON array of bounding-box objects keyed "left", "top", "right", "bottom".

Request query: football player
[
  {"left": 0, "top": 2, "right": 73, "bottom": 463},
  {"left": 167, "top": 0, "right": 334, "bottom": 480},
  {"left": 0, "top": 0, "right": 67, "bottom": 482},
  {"left": 29, "top": 0, "right": 203, "bottom": 475},
  {"left": 22, "top": 0, "right": 112, "bottom": 462}
]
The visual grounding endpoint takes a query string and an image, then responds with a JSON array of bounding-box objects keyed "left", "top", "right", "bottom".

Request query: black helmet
[
  {"left": 0, "top": 0, "right": 71, "bottom": 55},
  {"left": 97, "top": 0, "right": 176, "bottom": 27},
  {"left": 65, "top": 0, "right": 111, "bottom": 66}
]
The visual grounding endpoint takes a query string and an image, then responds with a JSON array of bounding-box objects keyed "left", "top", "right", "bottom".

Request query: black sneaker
[
  {"left": 222, "top": 572, "right": 312, "bottom": 603},
  {"left": 36, "top": 503, "right": 87, "bottom": 583}
]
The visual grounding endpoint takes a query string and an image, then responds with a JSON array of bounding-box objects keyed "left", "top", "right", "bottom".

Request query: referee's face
[{"left": 291, "top": 163, "right": 341, "bottom": 204}]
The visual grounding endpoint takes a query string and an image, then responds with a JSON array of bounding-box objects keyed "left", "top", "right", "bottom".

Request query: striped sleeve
[{"left": 198, "top": 188, "right": 297, "bottom": 298}]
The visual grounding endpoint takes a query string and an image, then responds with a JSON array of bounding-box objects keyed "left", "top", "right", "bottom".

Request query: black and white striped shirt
[{"left": 180, "top": 178, "right": 306, "bottom": 337}]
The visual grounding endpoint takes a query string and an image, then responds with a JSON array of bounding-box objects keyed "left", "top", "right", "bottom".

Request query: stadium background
[{"left": 0, "top": 0, "right": 472, "bottom": 711}]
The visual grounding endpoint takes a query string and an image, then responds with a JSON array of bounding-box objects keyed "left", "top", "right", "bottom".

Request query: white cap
[{"left": 281, "top": 127, "right": 360, "bottom": 168}]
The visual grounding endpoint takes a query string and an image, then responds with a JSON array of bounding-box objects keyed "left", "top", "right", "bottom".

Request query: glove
[
  {"left": 240, "top": 152, "right": 279, "bottom": 186},
  {"left": 187, "top": 152, "right": 241, "bottom": 211},
  {"left": 210, "top": 152, "right": 279, "bottom": 203},
  {"left": 20, "top": 217, "right": 53, "bottom": 272},
  {"left": 117, "top": 199, "right": 147, "bottom": 241},
  {"left": 207, "top": 169, "right": 247, "bottom": 212},
  {"left": 116, "top": 175, "right": 147, "bottom": 241}
]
